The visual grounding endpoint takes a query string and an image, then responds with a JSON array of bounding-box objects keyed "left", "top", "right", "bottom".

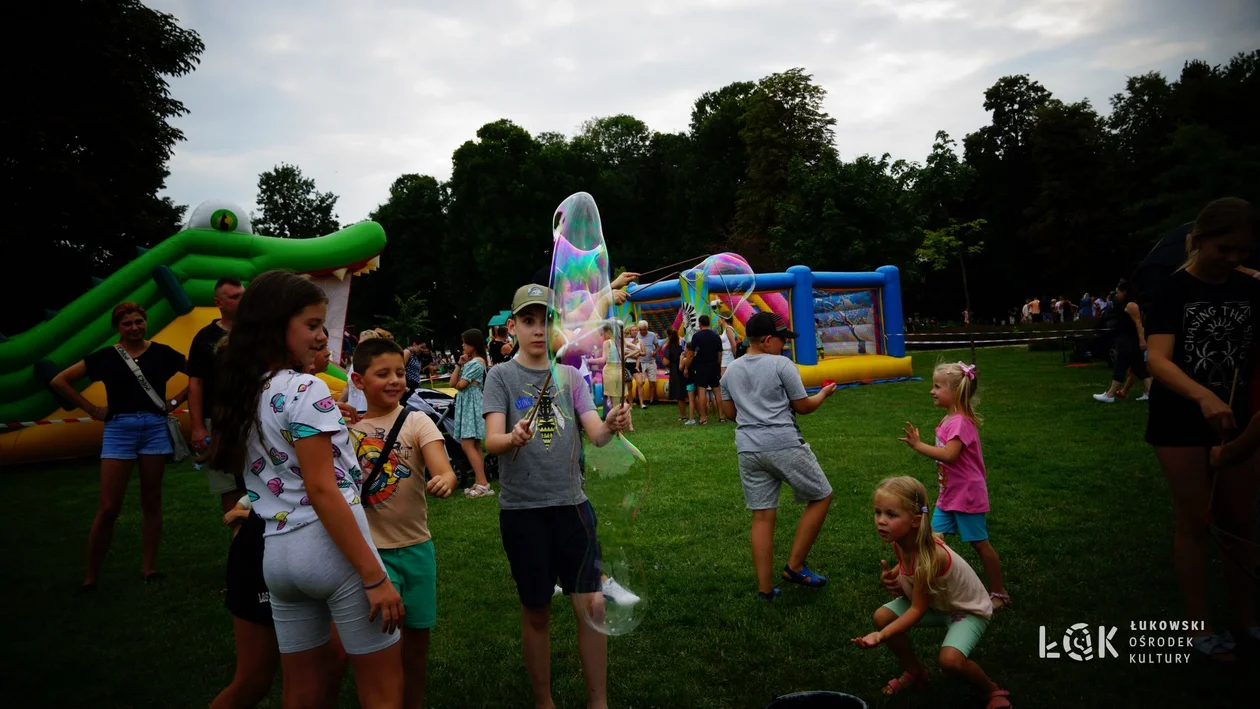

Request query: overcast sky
[{"left": 150, "top": 0, "right": 1259, "bottom": 226}]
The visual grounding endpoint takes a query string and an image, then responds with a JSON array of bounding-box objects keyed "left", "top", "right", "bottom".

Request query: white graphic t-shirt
[{"left": 244, "top": 369, "right": 363, "bottom": 537}]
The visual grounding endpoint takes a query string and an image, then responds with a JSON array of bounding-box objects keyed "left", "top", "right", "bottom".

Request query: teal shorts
[
  {"left": 932, "top": 508, "right": 988, "bottom": 542},
  {"left": 379, "top": 540, "right": 436, "bottom": 630},
  {"left": 881, "top": 597, "right": 988, "bottom": 657}
]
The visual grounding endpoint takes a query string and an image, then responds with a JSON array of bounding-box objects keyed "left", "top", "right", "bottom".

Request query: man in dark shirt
[
  {"left": 489, "top": 326, "right": 513, "bottom": 365},
  {"left": 188, "top": 277, "right": 244, "bottom": 514},
  {"left": 683, "top": 314, "right": 725, "bottom": 425}
]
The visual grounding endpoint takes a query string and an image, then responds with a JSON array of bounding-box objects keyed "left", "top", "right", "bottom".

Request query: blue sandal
[{"left": 782, "top": 564, "right": 827, "bottom": 587}]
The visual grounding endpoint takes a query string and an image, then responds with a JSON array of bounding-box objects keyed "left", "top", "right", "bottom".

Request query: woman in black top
[
  {"left": 663, "top": 329, "right": 687, "bottom": 422},
  {"left": 51, "top": 302, "right": 186, "bottom": 591},
  {"left": 1145, "top": 197, "right": 1260, "bottom": 661},
  {"left": 1092, "top": 280, "right": 1152, "bottom": 402}
]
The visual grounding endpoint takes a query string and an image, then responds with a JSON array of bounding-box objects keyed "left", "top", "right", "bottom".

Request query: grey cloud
[{"left": 149, "top": 0, "right": 1257, "bottom": 224}]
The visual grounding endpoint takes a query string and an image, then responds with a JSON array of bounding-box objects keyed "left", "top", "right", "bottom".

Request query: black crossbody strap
[
  {"left": 362, "top": 408, "right": 411, "bottom": 495},
  {"left": 114, "top": 344, "right": 167, "bottom": 411}
]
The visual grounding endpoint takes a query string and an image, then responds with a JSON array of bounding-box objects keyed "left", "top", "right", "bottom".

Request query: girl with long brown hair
[{"left": 210, "top": 270, "right": 404, "bottom": 707}]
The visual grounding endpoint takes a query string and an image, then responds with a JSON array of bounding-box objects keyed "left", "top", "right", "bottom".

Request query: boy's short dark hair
[
  {"left": 410, "top": 334, "right": 425, "bottom": 346},
  {"left": 353, "top": 337, "right": 405, "bottom": 374},
  {"left": 699, "top": 314, "right": 711, "bottom": 327},
  {"left": 214, "top": 276, "right": 243, "bottom": 291}
]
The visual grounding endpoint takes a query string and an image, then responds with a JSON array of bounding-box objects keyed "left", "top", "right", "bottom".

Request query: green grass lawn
[{"left": 1, "top": 347, "right": 1253, "bottom": 707}]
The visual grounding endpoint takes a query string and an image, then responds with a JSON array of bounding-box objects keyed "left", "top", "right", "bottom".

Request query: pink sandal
[
  {"left": 986, "top": 688, "right": 1012, "bottom": 708},
  {"left": 882, "top": 669, "right": 929, "bottom": 695}
]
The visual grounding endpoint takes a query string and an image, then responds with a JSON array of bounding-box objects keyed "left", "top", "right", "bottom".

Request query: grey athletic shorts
[
  {"left": 262, "top": 504, "right": 400, "bottom": 655},
  {"left": 737, "top": 443, "right": 833, "bottom": 510}
]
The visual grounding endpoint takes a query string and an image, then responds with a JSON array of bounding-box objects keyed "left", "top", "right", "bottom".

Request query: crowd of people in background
[
  {"left": 1018, "top": 293, "right": 1115, "bottom": 325},
  {"left": 908, "top": 291, "right": 1124, "bottom": 331}
]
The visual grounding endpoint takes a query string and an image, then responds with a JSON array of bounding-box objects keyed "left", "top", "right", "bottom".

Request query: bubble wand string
[
  {"left": 628, "top": 270, "right": 682, "bottom": 295},
  {"left": 634, "top": 254, "right": 712, "bottom": 281}
]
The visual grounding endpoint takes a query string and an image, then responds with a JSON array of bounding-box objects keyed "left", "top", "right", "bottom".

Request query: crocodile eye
[{"left": 186, "top": 200, "right": 254, "bottom": 234}]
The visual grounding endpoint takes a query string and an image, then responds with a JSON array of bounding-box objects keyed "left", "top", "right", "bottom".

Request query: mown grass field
[{"left": 0, "top": 347, "right": 1252, "bottom": 708}]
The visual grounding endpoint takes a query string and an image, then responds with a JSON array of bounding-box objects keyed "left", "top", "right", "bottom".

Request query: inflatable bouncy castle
[
  {"left": 0, "top": 201, "right": 385, "bottom": 465},
  {"left": 614, "top": 262, "right": 913, "bottom": 399}
]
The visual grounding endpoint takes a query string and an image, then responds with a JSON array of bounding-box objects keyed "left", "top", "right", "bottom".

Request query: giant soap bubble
[
  {"left": 680, "top": 252, "right": 756, "bottom": 339},
  {"left": 549, "top": 192, "right": 651, "bottom": 636}
]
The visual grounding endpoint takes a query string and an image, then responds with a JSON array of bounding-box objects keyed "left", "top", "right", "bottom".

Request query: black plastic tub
[{"left": 765, "top": 691, "right": 868, "bottom": 708}]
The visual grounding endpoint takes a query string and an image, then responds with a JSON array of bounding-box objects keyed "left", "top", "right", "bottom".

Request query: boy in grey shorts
[{"left": 720, "top": 312, "right": 837, "bottom": 600}]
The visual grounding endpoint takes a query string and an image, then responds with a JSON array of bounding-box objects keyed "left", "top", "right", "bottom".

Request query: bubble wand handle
[{"left": 510, "top": 367, "right": 554, "bottom": 463}]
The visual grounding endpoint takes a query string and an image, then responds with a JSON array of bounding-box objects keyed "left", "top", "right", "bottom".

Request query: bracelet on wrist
[{"left": 363, "top": 574, "right": 388, "bottom": 590}]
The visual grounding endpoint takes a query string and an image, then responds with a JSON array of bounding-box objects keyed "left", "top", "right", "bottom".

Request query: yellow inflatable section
[
  {"left": 0, "top": 307, "right": 347, "bottom": 466},
  {"left": 641, "top": 354, "right": 914, "bottom": 400}
]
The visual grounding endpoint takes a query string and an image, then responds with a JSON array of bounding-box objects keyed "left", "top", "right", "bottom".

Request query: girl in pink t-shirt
[{"left": 898, "top": 362, "right": 1011, "bottom": 610}]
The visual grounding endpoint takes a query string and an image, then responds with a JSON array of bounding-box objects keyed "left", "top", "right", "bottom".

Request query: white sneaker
[
  {"left": 602, "top": 577, "right": 641, "bottom": 605},
  {"left": 1136, "top": 394, "right": 1150, "bottom": 401},
  {"left": 553, "top": 584, "right": 563, "bottom": 596},
  {"left": 1093, "top": 393, "right": 1116, "bottom": 403}
]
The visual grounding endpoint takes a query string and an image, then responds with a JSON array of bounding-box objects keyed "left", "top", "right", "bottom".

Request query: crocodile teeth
[
  {"left": 332, "top": 268, "right": 348, "bottom": 281},
  {"left": 352, "top": 255, "right": 381, "bottom": 276}
]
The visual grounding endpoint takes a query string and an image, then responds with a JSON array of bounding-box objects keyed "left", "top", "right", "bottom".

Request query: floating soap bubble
[
  {"left": 679, "top": 252, "right": 756, "bottom": 339},
  {"left": 548, "top": 192, "right": 652, "bottom": 636}
]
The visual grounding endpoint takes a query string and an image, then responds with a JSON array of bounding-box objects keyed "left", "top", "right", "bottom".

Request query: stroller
[
  {"left": 1070, "top": 307, "right": 1122, "bottom": 365},
  {"left": 405, "top": 388, "right": 500, "bottom": 489}
]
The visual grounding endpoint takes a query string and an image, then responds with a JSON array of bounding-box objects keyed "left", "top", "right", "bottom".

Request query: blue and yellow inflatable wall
[{"left": 614, "top": 264, "right": 913, "bottom": 396}]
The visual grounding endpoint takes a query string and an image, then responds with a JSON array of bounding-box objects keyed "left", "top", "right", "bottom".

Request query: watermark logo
[{"left": 1039, "top": 623, "right": 1118, "bottom": 661}]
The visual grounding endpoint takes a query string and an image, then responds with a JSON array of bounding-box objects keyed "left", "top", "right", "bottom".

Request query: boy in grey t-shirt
[
  {"left": 483, "top": 283, "right": 632, "bottom": 708},
  {"left": 720, "top": 312, "right": 837, "bottom": 600}
]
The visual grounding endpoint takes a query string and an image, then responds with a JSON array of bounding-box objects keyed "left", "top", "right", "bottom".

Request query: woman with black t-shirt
[
  {"left": 1145, "top": 197, "right": 1260, "bottom": 661},
  {"left": 489, "top": 326, "right": 513, "bottom": 366},
  {"left": 663, "top": 329, "right": 687, "bottom": 422},
  {"left": 51, "top": 302, "right": 187, "bottom": 591},
  {"left": 1093, "top": 280, "right": 1152, "bottom": 402}
]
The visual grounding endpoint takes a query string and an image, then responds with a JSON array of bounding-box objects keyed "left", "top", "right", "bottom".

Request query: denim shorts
[{"left": 101, "top": 412, "right": 173, "bottom": 460}]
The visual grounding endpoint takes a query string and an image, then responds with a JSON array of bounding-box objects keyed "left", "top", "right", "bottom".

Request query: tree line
[
  {"left": 346, "top": 51, "right": 1259, "bottom": 342},
  {"left": 4, "top": 2, "right": 1256, "bottom": 345}
]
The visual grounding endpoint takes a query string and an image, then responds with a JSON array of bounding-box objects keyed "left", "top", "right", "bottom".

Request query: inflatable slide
[{"left": 0, "top": 201, "right": 385, "bottom": 465}]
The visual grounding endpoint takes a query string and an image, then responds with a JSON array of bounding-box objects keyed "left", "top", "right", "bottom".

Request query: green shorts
[
  {"left": 379, "top": 540, "right": 437, "bottom": 630},
  {"left": 881, "top": 597, "right": 989, "bottom": 657}
]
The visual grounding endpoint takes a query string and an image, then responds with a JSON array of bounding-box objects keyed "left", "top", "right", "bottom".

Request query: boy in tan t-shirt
[{"left": 348, "top": 338, "right": 458, "bottom": 709}]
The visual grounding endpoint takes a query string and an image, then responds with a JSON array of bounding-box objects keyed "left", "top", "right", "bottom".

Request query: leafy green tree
[
  {"left": 445, "top": 120, "right": 552, "bottom": 326},
  {"left": 352, "top": 174, "right": 452, "bottom": 339},
  {"left": 916, "top": 219, "right": 986, "bottom": 361},
  {"left": 771, "top": 152, "right": 921, "bottom": 273},
  {"left": 2, "top": 0, "right": 202, "bottom": 335},
  {"left": 688, "top": 81, "right": 755, "bottom": 250},
  {"left": 375, "top": 293, "right": 430, "bottom": 344},
  {"left": 253, "top": 163, "right": 341, "bottom": 238},
  {"left": 963, "top": 75, "right": 1051, "bottom": 306},
  {"left": 736, "top": 68, "right": 837, "bottom": 269},
  {"left": 1024, "top": 98, "right": 1121, "bottom": 291}
]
